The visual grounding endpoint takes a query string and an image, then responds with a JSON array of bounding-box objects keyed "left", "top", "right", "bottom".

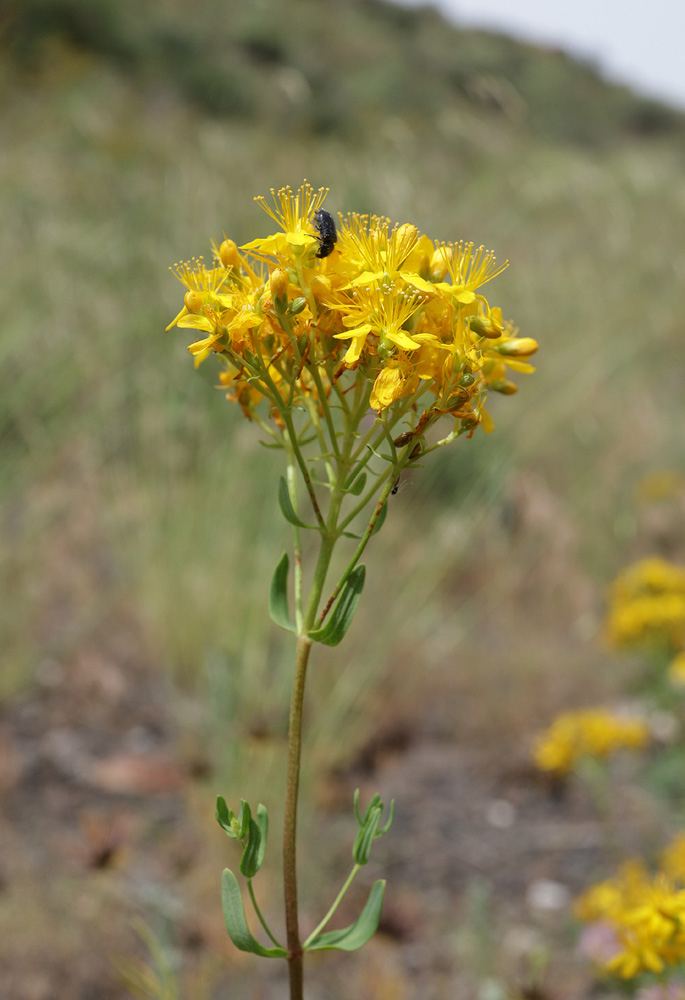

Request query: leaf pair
[
  {"left": 221, "top": 871, "right": 386, "bottom": 958},
  {"left": 269, "top": 553, "right": 366, "bottom": 646}
]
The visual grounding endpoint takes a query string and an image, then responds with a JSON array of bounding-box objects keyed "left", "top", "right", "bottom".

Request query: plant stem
[
  {"left": 247, "top": 880, "right": 283, "bottom": 949},
  {"left": 283, "top": 634, "right": 312, "bottom": 1000},
  {"left": 302, "top": 864, "right": 361, "bottom": 948}
]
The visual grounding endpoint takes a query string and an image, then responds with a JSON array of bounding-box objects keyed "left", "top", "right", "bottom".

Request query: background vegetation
[{"left": 2, "top": 0, "right": 685, "bottom": 997}]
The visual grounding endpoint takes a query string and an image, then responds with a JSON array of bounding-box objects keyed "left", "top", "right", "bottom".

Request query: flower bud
[
  {"left": 493, "top": 337, "right": 539, "bottom": 357},
  {"left": 184, "top": 290, "right": 203, "bottom": 313},
  {"left": 430, "top": 245, "right": 453, "bottom": 281},
  {"left": 396, "top": 223, "right": 419, "bottom": 243},
  {"left": 488, "top": 379, "right": 518, "bottom": 395},
  {"left": 269, "top": 268, "right": 289, "bottom": 301},
  {"left": 469, "top": 316, "right": 501, "bottom": 339},
  {"left": 219, "top": 239, "right": 240, "bottom": 268},
  {"left": 288, "top": 297, "right": 307, "bottom": 315}
]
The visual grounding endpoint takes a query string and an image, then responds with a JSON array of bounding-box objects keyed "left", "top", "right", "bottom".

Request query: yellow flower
[
  {"left": 165, "top": 258, "right": 232, "bottom": 331},
  {"left": 332, "top": 282, "right": 425, "bottom": 365},
  {"left": 661, "top": 833, "right": 685, "bottom": 882},
  {"left": 431, "top": 241, "right": 509, "bottom": 307},
  {"left": 668, "top": 652, "right": 685, "bottom": 687},
  {"left": 575, "top": 860, "right": 651, "bottom": 922},
  {"left": 166, "top": 180, "right": 533, "bottom": 432},
  {"left": 241, "top": 181, "right": 325, "bottom": 259},
  {"left": 533, "top": 709, "right": 649, "bottom": 777},
  {"left": 606, "top": 558, "right": 685, "bottom": 652},
  {"left": 577, "top": 863, "right": 685, "bottom": 980}
]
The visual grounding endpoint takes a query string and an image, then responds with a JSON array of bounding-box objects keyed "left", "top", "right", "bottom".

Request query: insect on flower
[{"left": 313, "top": 209, "right": 337, "bottom": 258}]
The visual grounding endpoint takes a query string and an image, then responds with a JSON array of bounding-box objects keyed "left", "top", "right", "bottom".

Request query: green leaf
[
  {"left": 269, "top": 552, "right": 296, "bottom": 634},
  {"left": 239, "top": 818, "right": 262, "bottom": 878},
  {"left": 378, "top": 799, "right": 395, "bottom": 835},
  {"left": 308, "top": 565, "right": 366, "bottom": 646},
  {"left": 277, "top": 476, "right": 311, "bottom": 529},
  {"left": 216, "top": 795, "right": 235, "bottom": 836},
  {"left": 305, "top": 880, "right": 386, "bottom": 952},
  {"left": 347, "top": 472, "right": 367, "bottom": 496},
  {"left": 256, "top": 804, "right": 269, "bottom": 872},
  {"left": 221, "top": 869, "right": 287, "bottom": 958},
  {"left": 236, "top": 799, "right": 252, "bottom": 840},
  {"left": 371, "top": 502, "right": 388, "bottom": 536},
  {"left": 353, "top": 807, "right": 382, "bottom": 866}
]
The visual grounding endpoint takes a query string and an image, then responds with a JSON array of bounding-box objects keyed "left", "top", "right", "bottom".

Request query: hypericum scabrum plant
[{"left": 166, "top": 181, "right": 537, "bottom": 999}]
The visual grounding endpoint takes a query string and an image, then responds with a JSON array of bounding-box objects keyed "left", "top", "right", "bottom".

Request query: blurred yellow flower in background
[
  {"left": 533, "top": 709, "right": 649, "bottom": 777},
  {"left": 606, "top": 558, "right": 685, "bottom": 653}
]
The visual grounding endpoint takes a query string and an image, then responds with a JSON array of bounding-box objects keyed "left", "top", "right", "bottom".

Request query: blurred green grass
[{"left": 2, "top": 0, "right": 685, "bottom": 804}]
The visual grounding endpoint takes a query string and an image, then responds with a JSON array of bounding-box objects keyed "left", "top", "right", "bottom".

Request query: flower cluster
[
  {"left": 532, "top": 709, "right": 649, "bottom": 777},
  {"left": 606, "top": 558, "right": 685, "bottom": 655},
  {"left": 166, "top": 182, "right": 536, "bottom": 441},
  {"left": 576, "top": 839, "right": 685, "bottom": 980}
]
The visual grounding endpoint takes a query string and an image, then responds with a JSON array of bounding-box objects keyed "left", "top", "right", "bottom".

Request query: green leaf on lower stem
[
  {"left": 221, "top": 869, "right": 287, "bottom": 958},
  {"left": 304, "top": 880, "right": 386, "bottom": 952},
  {"left": 277, "top": 476, "right": 314, "bottom": 529},
  {"left": 308, "top": 565, "right": 366, "bottom": 646},
  {"left": 269, "top": 552, "right": 296, "bottom": 634}
]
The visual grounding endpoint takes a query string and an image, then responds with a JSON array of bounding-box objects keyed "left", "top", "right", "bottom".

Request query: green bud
[
  {"left": 492, "top": 337, "right": 539, "bottom": 357},
  {"left": 289, "top": 297, "right": 307, "bottom": 315},
  {"left": 469, "top": 317, "right": 500, "bottom": 339},
  {"left": 353, "top": 806, "right": 381, "bottom": 865},
  {"left": 488, "top": 379, "right": 518, "bottom": 395},
  {"left": 352, "top": 790, "right": 395, "bottom": 865},
  {"left": 458, "top": 372, "right": 475, "bottom": 387}
]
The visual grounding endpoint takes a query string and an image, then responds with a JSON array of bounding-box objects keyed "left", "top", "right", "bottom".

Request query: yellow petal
[
  {"left": 333, "top": 323, "right": 374, "bottom": 340},
  {"left": 386, "top": 329, "right": 421, "bottom": 351},
  {"left": 480, "top": 407, "right": 495, "bottom": 434},
  {"left": 399, "top": 272, "right": 436, "bottom": 294},
  {"left": 240, "top": 234, "right": 287, "bottom": 255},
  {"left": 178, "top": 314, "right": 214, "bottom": 333},
  {"left": 165, "top": 306, "right": 188, "bottom": 331},
  {"left": 346, "top": 270, "right": 384, "bottom": 288},
  {"left": 286, "top": 231, "right": 317, "bottom": 248}
]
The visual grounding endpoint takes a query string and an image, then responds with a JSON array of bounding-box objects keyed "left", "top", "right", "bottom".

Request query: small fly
[{"left": 313, "top": 209, "right": 337, "bottom": 259}]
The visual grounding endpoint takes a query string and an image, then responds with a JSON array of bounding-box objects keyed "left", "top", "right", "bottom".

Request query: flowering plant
[
  {"left": 166, "top": 181, "right": 536, "bottom": 998},
  {"left": 576, "top": 836, "right": 685, "bottom": 982}
]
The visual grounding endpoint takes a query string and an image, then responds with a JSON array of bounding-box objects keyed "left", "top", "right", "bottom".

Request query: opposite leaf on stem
[{"left": 308, "top": 565, "right": 366, "bottom": 646}]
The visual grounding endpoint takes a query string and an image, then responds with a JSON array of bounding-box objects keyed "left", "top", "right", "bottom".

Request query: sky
[{"left": 395, "top": 0, "right": 685, "bottom": 111}]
